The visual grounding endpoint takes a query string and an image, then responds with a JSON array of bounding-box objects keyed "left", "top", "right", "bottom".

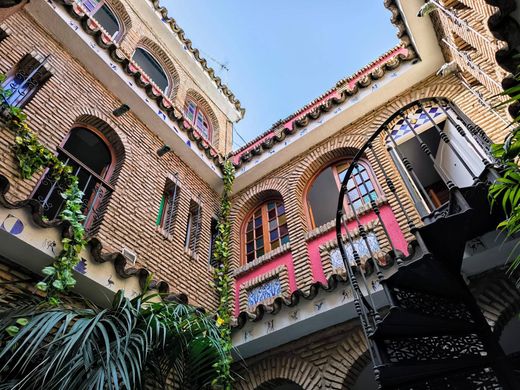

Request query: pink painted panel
[
  {"left": 307, "top": 204, "right": 409, "bottom": 285},
  {"left": 233, "top": 251, "right": 296, "bottom": 316}
]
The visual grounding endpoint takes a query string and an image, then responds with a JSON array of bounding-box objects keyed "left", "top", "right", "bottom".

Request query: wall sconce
[
  {"left": 157, "top": 144, "right": 171, "bottom": 157},
  {"left": 113, "top": 104, "right": 130, "bottom": 117}
]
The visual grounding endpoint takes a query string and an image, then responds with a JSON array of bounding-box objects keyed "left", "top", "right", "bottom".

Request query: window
[
  {"left": 32, "top": 127, "right": 114, "bottom": 233},
  {"left": 244, "top": 200, "right": 289, "bottom": 263},
  {"left": 184, "top": 99, "right": 212, "bottom": 140},
  {"left": 156, "top": 176, "right": 180, "bottom": 237},
  {"left": 307, "top": 160, "right": 378, "bottom": 229},
  {"left": 78, "top": 0, "right": 121, "bottom": 39},
  {"left": 209, "top": 217, "right": 218, "bottom": 267},
  {"left": 132, "top": 48, "right": 169, "bottom": 93},
  {"left": 185, "top": 199, "right": 202, "bottom": 254},
  {"left": 1, "top": 53, "right": 52, "bottom": 108}
]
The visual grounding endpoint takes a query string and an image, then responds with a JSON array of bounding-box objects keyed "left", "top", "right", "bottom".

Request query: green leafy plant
[
  {"left": 211, "top": 159, "right": 235, "bottom": 389},
  {"left": 0, "top": 291, "right": 229, "bottom": 389},
  {"left": 489, "top": 130, "right": 520, "bottom": 277},
  {"left": 489, "top": 70, "right": 520, "bottom": 280},
  {"left": 1, "top": 73, "right": 85, "bottom": 301}
]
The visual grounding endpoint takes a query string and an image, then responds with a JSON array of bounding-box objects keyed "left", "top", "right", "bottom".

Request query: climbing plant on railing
[
  {"left": 211, "top": 159, "right": 235, "bottom": 389},
  {"left": 0, "top": 73, "right": 86, "bottom": 304}
]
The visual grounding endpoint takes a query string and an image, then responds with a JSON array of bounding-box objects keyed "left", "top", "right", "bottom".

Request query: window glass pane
[
  {"left": 268, "top": 209, "right": 276, "bottom": 219},
  {"left": 281, "top": 235, "right": 290, "bottom": 245},
  {"left": 255, "top": 237, "right": 264, "bottom": 248},
  {"left": 307, "top": 167, "right": 339, "bottom": 227},
  {"left": 185, "top": 101, "right": 196, "bottom": 122},
  {"left": 348, "top": 189, "right": 359, "bottom": 201},
  {"left": 132, "top": 48, "right": 169, "bottom": 92},
  {"left": 361, "top": 171, "right": 369, "bottom": 181},
  {"left": 246, "top": 220, "right": 253, "bottom": 231},
  {"left": 268, "top": 202, "right": 275, "bottom": 210},
  {"left": 365, "top": 181, "right": 374, "bottom": 192},
  {"left": 255, "top": 217, "right": 262, "bottom": 228},
  {"left": 246, "top": 242, "right": 254, "bottom": 253},
  {"left": 255, "top": 227, "right": 263, "bottom": 237},
  {"left": 347, "top": 178, "right": 355, "bottom": 190},
  {"left": 277, "top": 204, "right": 285, "bottom": 215},
  {"left": 353, "top": 199, "right": 362, "bottom": 209},
  {"left": 247, "top": 253, "right": 255, "bottom": 262},
  {"left": 270, "top": 230, "right": 279, "bottom": 241},
  {"left": 269, "top": 219, "right": 278, "bottom": 231},
  {"left": 279, "top": 224, "right": 289, "bottom": 237},
  {"left": 271, "top": 240, "right": 280, "bottom": 250},
  {"left": 246, "top": 231, "right": 254, "bottom": 241},
  {"left": 93, "top": 5, "right": 120, "bottom": 37},
  {"left": 256, "top": 248, "right": 264, "bottom": 257},
  {"left": 278, "top": 214, "right": 287, "bottom": 226}
]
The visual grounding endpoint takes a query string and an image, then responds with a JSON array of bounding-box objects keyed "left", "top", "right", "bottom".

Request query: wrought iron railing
[
  {"left": 0, "top": 55, "right": 50, "bottom": 109},
  {"left": 334, "top": 97, "right": 498, "bottom": 386},
  {"left": 32, "top": 147, "right": 114, "bottom": 235}
]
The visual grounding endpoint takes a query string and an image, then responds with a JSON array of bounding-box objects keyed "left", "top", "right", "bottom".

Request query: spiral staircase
[{"left": 335, "top": 98, "right": 519, "bottom": 389}]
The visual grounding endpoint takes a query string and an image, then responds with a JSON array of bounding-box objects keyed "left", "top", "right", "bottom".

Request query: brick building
[{"left": 0, "top": 0, "right": 519, "bottom": 389}]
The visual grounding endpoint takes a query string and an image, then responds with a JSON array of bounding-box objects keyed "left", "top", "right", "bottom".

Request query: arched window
[
  {"left": 32, "top": 127, "right": 115, "bottom": 233},
  {"left": 79, "top": 1, "right": 121, "bottom": 39},
  {"left": 184, "top": 99, "right": 212, "bottom": 140},
  {"left": 244, "top": 200, "right": 289, "bottom": 263},
  {"left": 306, "top": 160, "right": 378, "bottom": 229},
  {"left": 132, "top": 48, "right": 169, "bottom": 93}
]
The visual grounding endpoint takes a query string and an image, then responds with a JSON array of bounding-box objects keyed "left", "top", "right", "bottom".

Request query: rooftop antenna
[{"left": 200, "top": 49, "right": 229, "bottom": 73}]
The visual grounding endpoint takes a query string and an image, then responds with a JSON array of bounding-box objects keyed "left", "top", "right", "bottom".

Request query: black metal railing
[
  {"left": 334, "top": 97, "right": 512, "bottom": 389},
  {"left": 32, "top": 147, "right": 114, "bottom": 235},
  {"left": 0, "top": 55, "right": 50, "bottom": 109}
]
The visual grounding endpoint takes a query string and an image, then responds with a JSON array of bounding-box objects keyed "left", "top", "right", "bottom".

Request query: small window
[
  {"left": 132, "top": 48, "right": 169, "bottom": 93},
  {"left": 184, "top": 99, "right": 212, "bottom": 140},
  {"left": 79, "top": 1, "right": 121, "bottom": 39},
  {"left": 307, "top": 160, "right": 378, "bottom": 229},
  {"left": 209, "top": 217, "right": 219, "bottom": 267},
  {"left": 244, "top": 200, "right": 289, "bottom": 263},
  {"left": 156, "top": 176, "right": 180, "bottom": 237},
  {"left": 185, "top": 199, "right": 202, "bottom": 254},
  {"left": 1, "top": 54, "right": 52, "bottom": 108}
]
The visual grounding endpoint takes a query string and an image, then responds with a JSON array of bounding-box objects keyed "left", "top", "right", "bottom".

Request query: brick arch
[
  {"left": 234, "top": 353, "right": 322, "bottom": 390},
  {"left": 184, "top": 88, "right": 220, "bottom": 142},
  {"left": 322, "top": 326, "right": 369, "bottom": 390},
  {"left": 134, "top": 36, "right": 180, "bottom": 98},
  {"left": 73, "top": 111, "right": 127, "bottom": 187},
  {"left": 230, "top": 184, "right": 288, "bottom": 269},
  {"left": 470, "top": 266, "right": 520, "bottom": 337},
  {"left": 290, "top": 141, "right": 366, "bottom": 233},
  {"left": 103, "top": 0, "right": 132, "bottom": 41}
]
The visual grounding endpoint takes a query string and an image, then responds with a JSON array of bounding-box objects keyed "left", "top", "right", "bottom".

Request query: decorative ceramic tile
[
  {"left": 0, "top": 214, "right": 24, "bottom": 236},
  {"left": 331, "top": 232, "right": 380, "bottom": 270},
  {"left": 247, "top": 278, "right": 282, "bottom": 307},
  {"left": 388, "top": 105, "right": 446, "bottom": 142}
]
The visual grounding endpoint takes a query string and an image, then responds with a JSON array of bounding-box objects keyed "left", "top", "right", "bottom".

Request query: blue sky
[{"left": 165, "top": 1, "right": 399, "bottom": 148}]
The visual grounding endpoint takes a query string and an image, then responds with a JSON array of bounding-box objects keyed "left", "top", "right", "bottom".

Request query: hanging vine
[
  {"left": 211, "top": 159, "right": 235, "bottom": 389},
  {"left": 1, "top": 74, "right": 86, "bottom": 304}
]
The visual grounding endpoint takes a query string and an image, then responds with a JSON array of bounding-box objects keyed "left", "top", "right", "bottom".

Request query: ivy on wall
[
  {"left": 211, "top": 159, "right": 235, "bottom": 389},
  {"left": 1, "top": 73, "right": 86, "bottom": 304}
]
